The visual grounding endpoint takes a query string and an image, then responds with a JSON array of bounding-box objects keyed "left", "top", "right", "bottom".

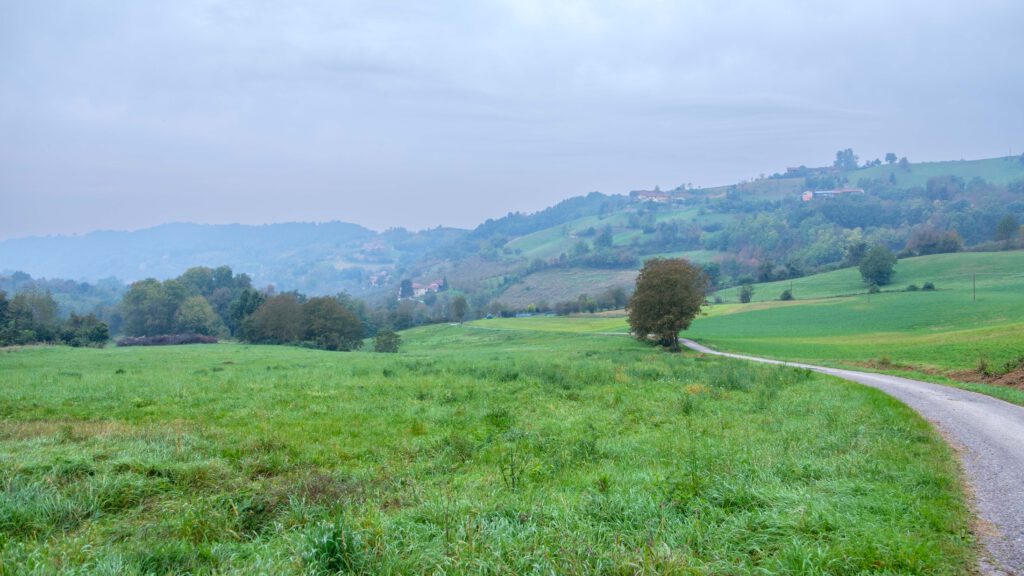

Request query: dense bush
[
  {"left": 60, "top": 313, "right": 110, "bottom": 347},
  {"left": 859, "top": 245, "right": 897, "bottom": 286},
  {"left": 116, "top": 334, "right": 218, "bottom": 347},
  {"left": 373, "top": 329, "right": 401, "bottom": 353},
  {"left": 739, "top": 285, "right": 754, "bottom": 303},
  {"left": 121, "top": 267, "right": 253, "bottom": 337},
  {"left": 1, "top": 290, "right": 108, "bottom": 347},
  {"left": 242, "top": 294, "right": 365, "bottom": 351}
]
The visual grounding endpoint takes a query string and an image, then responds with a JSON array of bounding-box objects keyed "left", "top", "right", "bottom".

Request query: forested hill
[
  {"left": 2, "top": 154, "right": 1024, "bottom": 307},
  {"left": 402, "top": 154, "right": 1024, "bottom": 311}
]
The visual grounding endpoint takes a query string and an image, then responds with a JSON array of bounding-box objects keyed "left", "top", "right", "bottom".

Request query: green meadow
[
  {"left": 1, "top": 326, "right": 973, "bottom": 574},
  {"left": 693, "top": 252, "right": 1024, "bottom": 374},
  {"left": 477, "top": 251, "right": 1024, "bottom": 403}
]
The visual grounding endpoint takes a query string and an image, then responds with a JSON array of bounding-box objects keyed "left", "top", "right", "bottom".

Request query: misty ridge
[{"left": 4, "top": 153, "right": 1024, "bottom": 299}]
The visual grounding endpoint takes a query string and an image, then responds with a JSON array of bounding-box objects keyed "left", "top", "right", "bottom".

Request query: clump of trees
[
  {"left": 240, "top": 294, "right": 365, "bottom": 351},
  {"left": 627, "top": 258, "right": 707, "bottom": 351},
  {"left": 373, "top": 329, "right": 401, "bottom": 353},
  {"left": 859, "top": 245, "right": 897, "bottom": 285},
  {"left": 120, "top": 266, "right": 256, "bottom": 338},
  {"left": 996, "top": 214, "right": 1021, "bottom": 246},
  {"left": 0, "top": 290, "right": 109, "bottom": 347},
  {"left": 739, "top": 284, "right": 755, "bottom": 303},
  {"left": 904, "top": 228, "right": 962, "bottom": 257}
]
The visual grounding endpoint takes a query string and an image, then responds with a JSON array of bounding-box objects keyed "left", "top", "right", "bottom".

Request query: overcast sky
[{"left": 2, "top": 0, "right": 1022, "bottom": 239}]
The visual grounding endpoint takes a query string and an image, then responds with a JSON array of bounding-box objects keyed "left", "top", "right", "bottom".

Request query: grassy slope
[
  {"left": 848, "top": 155, "right": 1024, "bottom": 188},
  {"left": 1, "top": 328, "right": 973, "bottom": 574},
  {"left": 697, "top": 252, "right": 1024, "bottom": 369},
  {"left": 689, "top": 251, "right": 1024, "bottom": 403},
  {"left": 488, "top": 251, "right": 1024, "bottom": 404},
  {"left": 494, "top": 268, "right": 638, "bottom": 308},
  {"left": 494, "top": 156, "right": 1024, "bottom": 307}
]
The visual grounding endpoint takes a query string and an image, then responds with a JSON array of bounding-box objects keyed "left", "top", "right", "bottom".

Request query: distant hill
[
  {"left": 2, "top": 154, "right": 1023, "bottom": 308},
  {"left": 0, "top": 222, "right": 466, "bottom": 296},
  {"left": 398, "top": 155, "right": 1024, "bottom": 311}
]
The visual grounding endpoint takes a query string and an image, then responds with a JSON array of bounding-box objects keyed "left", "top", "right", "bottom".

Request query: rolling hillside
[
  {"left": 2, "top": 154, "right": 1023, "bottom": 308},
  {"left": 688, "top": 251, "right": 1024, "bottom": 376}
]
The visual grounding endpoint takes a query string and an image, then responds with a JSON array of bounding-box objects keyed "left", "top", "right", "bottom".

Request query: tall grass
[{"left": 0, "top": 327, "right": 973, "bottom": 574}]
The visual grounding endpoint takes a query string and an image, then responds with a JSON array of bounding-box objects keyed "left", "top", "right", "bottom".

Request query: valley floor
[{"left": 0, "top": 327, "right": 974, "bottom": 574}]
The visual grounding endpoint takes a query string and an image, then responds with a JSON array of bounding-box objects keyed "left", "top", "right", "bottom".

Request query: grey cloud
[{"left": 1, "top": 0, "right": 1022, "bottom": 238}]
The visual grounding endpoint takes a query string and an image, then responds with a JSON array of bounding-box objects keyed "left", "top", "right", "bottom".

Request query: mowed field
[{"left": 1, "top": 326, "right": 973, "bottom": 574}]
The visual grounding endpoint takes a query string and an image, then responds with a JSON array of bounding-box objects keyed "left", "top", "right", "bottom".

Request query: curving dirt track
[{"left": 682, "top": 339, "right": 1024, "bottom": 575}]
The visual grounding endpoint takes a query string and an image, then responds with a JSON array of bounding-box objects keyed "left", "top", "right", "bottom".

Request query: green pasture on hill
[
  {"left": 697, "top": 252, "right": 1024, "bottom": 375},
  {"left": 480, "top": 251, "right": 1024, "bottom": 403},
  {"left": 849, "top": 155, "right": 1024, "bottom": 188},
  {"left": 1, "top": 326, "right": 973, "bottom": 574}
]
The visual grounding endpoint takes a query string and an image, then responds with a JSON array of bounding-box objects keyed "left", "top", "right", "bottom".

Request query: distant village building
[
  {"left": 630, "top": 189, "right": 671, "bottom": 203},
  {"left": 802, "top": 188, "right": 865, "bottom": 201},
  {"left": 412, "top": 281, "right": 442, "bottom": 298}
]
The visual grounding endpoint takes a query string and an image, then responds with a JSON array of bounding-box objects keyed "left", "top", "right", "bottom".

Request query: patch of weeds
[
  {"left": 483, "top": 407, "right": 515, "bottom": 430},
  {"left": 497, "top": 434, "right": 529, "bottom": 491},
  {"left": 50, "top": 460, "right": 96, "bottom": 484},
  {"left": 627, "top": 364, "right": 663, "bottom": 381},
  {"left": 232, "top": 492, "right": 285, "bottom": 537},
  {"left": 302, "top": 519, "right": 371, "bottom": 575},
  {"left": 440, "top": 433, "right": 477, "bottom": 465},
  {"left": 495, "top": 367, "right": 520, "bottom": 382},
  {"left": 678, "top": 392, "right": 701, "bottom": 415},
  {"left": 133, "top": 541, "right": 213, "bottom": 575},
  {"left": 132, "top": 397, "right": 154, "bottom": 408},
  {"left": 713, "top": 366, "right": 751, "bottom": 391},
  {"left": 753, "top": 383, "right": 778, "bottom": 411},
  {"left": 409, "top": 419, "right": 428, "bottom": 436},
  {"left": 114, "top": 368, "right": 126, "bottom": 375}
]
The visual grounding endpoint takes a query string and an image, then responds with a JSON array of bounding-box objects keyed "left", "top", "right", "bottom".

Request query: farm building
[
  {"left": 802, "top": 188, "right": 865, "bottom": 201},
  {"left": 630, "top": 189, "right": 671, "bottom": 203}
]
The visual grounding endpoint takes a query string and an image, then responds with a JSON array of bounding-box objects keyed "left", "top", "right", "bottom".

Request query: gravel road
[{"left": 681, "top": 339, "right": 1024, "bottom": 575}]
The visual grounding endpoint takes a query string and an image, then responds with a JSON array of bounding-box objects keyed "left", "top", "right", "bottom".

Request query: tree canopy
[
  {"left": 859, "top": 245, "right": 897, "bottom": 285},
  {"left": 627, "top": 258, "right": 707, "bottom": 351}
]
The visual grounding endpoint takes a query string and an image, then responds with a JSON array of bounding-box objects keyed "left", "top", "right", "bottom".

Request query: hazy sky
[{"left": 2, "top": 1, "right": 1023, "bottom": 239}]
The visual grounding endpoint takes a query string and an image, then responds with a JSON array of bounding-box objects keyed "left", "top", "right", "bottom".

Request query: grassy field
[
  {"left": 1, "top": 325, "right": 974, "bottom": 574},
  {"left": 480, "top": 251, "right": 1024, "bottom": 403},
  {"left": 696, "top": 252, "right": 1024, "bottom": 372},
  {"left": 848, "top": 155, "right": 1024, "bottom": 188},
  {"left": 493, "top": 268, "right": 638, "bottom": 309}
]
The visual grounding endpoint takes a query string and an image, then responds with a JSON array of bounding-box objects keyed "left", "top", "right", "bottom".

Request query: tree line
[{"left": 0, "top": 290, "right": 109, "bottom": 347}]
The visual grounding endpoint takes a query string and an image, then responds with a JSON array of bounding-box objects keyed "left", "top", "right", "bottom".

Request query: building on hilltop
[
  {"left": 801, "top": 188, "right": 865, "bottom": 201},
  {"left": 630, "top": 189, "right": 671, "bottom": 203},
  {"left": 412, "top": 281, "right": 442, "bottom": 298}
]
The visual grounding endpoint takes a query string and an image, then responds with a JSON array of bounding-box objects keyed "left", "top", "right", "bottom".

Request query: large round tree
[{"left": 627, "top": 258, "right": 707, "bottom": 351}]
